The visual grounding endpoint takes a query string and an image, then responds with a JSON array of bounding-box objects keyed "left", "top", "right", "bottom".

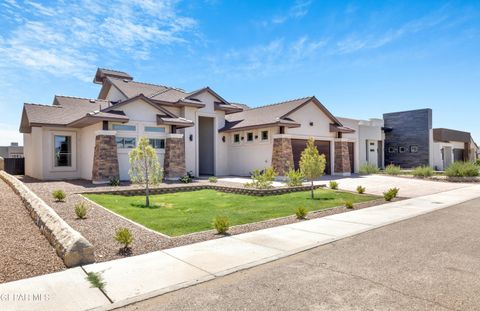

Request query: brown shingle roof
[
  {"left": 108, "top": 77, "right": 187, "bottom": 102},
  {"left": 94, "top": 68, "right": 133, "bottom": 84}
]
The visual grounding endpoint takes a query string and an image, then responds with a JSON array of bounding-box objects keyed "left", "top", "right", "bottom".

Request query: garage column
[
  {"left": 272, "top": 134, "right": 294, "bottom": 176},
  {"left": 164, "top": 133, "right": 186, "bottom": 180},
  {"left": 92, "top": 130, "right": 119, "bottom": 184},
  {"left": 334, "top": 139, "right": 351, "bottom": 176}
]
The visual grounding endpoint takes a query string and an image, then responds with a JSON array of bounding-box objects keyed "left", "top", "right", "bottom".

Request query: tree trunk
[
  {"left": 311, "top": 180, "right": 314, "bottom": 199},
  {"left": 145, "top": 182, "right": 150, "bottom": 206}
]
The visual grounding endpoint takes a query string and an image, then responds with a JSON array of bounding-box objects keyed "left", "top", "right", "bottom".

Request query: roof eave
[{"left": 219, "top": 121, "right": 301, "bottom": 133}]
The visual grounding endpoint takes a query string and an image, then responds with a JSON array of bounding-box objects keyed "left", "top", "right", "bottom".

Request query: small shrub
[
  {"left": 208, "top": 176, "right": 218, "bottom": 183},
  {"left": 412, "top": 166, "right": 433, "bottom": 178},
  {"left": 359, "top": 163, "right": 380, "bottom": 175},
  {"left": 445, "top": 161, "right": 479, "bottom": 177},
  {"left": 114, "top": 227, "right": 134, "bottom": 250},
  {"left": 213, "top": 215, "right": 230, "bottom": 234},
  {"left": 109, "top": 176, "right": 120, "bottom": 186},
  {"left": 383, "top": 187, "right": 399, "bottom": 201},
  {"left": 179, "top": 174, "right": 193, "bottom": 183},
  {"left": 476, "top": 159, "right": 480, "bottom": 166},
  {"left": 329, "top": 181, "right": 338, "bottom": 190},
  {"left": 245, "top": 167, "right": 277, "bottom": 189},
  {"left": 86, "top": 272, "right": 105, "bottom": 290},
  {"left": 286, "top": 168, "right": 304, "bottom": 187},
  {"left": 295, "top": 207, "right": 308, "bottom": 219},
  {"left": 345, "top": 201, "right": 354, "bottom": 209},
  {"left": 52, "top": 189, "right": 66, "bottom": 202},
  {"left": 74, "top": 202, "right": 88, "bottom": 219},
  {"left": 356, "top": 185, "right": 365, "bottom": 194},
  {"left": 384, "top": 164, "right": 401, "bottom": 176}
]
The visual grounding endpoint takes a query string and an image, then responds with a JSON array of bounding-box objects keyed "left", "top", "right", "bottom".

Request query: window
[
  {"left": 247, "top": 132, "right": 254, "bottom": 142},
  {"left": 54, "top": 135, "right": 72, "bottom": 167},
  {"left": 261, "top": 131, "right": 269, "bottom": 141},
  {"left": 116, "top": 137, "right": 136, "bottom": 148},
  {"left": 399, "top": 146, "right": 406, "bottom": 153},
  {"left": 112, "top": 124, "right": 136, "bottom": 131},
  {"left": 410, "top": 145, "right": 418, "bottom": 153},
  {"left": 388, "top": 146, "right": 396, "bottom": 153},
  {"left": 145, "top": 126, "right": 165, "bottom": 133},
  {"left": 233, "top": 134, "right": 240, "bottom": 143},
  {"left": 149, "top": 138, "right": 165, "bottom": 149}
]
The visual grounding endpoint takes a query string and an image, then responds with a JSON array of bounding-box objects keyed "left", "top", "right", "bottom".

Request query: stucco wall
[
  {"left": 432, "top": 141, "right": 466, "bottom": 170},
  {"left": 106, "top": 85, "right": 127, "bottom": 102},
  {"left": 80, "top": 123, "right": 102, "bottom": 180},
  {"left": 24, "top": 127, "right": 43, "bottom": 179}
]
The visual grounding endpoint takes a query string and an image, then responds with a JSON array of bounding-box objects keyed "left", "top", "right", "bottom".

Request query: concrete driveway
[
  {"left": 219, "top": 174, "right": 471, "bottom": 198},
  {"left": 120, "top": 198, "right": 480, "bottom": 311}
]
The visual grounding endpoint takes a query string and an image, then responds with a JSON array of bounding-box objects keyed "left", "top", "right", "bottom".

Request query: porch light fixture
[
  {"left": 222, "top": 136, "right": 226, "bottom": 143},
  {"left": 189, "top": 134, "right": 193, "bottom": 141},
  {"left": 309, "top": 122, "right": 314, "bottom": 126}
]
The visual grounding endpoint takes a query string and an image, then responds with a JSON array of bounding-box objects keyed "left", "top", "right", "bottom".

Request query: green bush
[
  {"left": 114, "top": 228, "right": 134, "bottom": 250},
  {"left": 74, "top": 202, "right": 88, "bottom": 219},
  {"left": 412, "top": 166, "right": 434, "bottom": 178},
  {"left": 329, "top": 181, "right": 338, "bottom": 190},
  {"left": 445, "top": 161, "right": 479, "bottom": 177},
  {"left": 295, "top": 207, "right": 308, "bottom": 219},
  {"left": 179, "top": 174, "right": 193, "bottom": 183},
  {"left": 286, "top": 168, "right": 304, "bottom": 187},
  {"left": 345, "top": 201, "right": 354, "bottom": 209},
  {"left": 359, "top": 163, "right": 380, "bottom": 175},
  {"left": 356, "top": 185, "right": 365, "bottom": 194},
  {"left": 213, "top": 215, "right": 230, "bottom": 234},
  {"left": 208, "top": 176, "right": 218, "bottom": 183},
  {"left": 476, "top": 159, "right": 480, "bottom": 166},
  {"left": 52, "top": 189, "right": 66, "bottom": 202},
  {"left": 384, "top": 164, "right": 402, "bottom": 176},
  {"left": 245, "top": 167, "right": 277, "bottom": 189},
  {"left": 383, "top": 187, "right": 399, "bottom": 201},
  {"left": 109, "top": 176, "right": 120, "bottom": 186}
]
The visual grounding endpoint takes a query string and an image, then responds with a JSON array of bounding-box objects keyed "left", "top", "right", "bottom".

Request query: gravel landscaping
[
  {"left": 19, "top": 176, "right": 388, "bottom": 263},
  {"left": 0, "top": 179, "right": 65, "bottom": 284}
]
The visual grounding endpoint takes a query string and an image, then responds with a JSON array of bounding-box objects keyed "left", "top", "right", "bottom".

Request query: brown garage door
[{"left": 292, "top": 139, "right": 331, "bottom": 175}]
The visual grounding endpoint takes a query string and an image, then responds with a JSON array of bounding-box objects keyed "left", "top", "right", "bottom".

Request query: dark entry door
[
  {"left": 291, "top": 139, "right": 331, "bottom": 175},
  {"left": 198, "top": 117, "right": 214, "bottom": 175}
]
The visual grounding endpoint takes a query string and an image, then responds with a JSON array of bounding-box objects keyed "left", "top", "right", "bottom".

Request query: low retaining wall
[
  {"left": 82, "top": 183, "right": 325, "bottom": 197},
  {"left": 0, "top": 171, "right": 95, "bottom": 267}
]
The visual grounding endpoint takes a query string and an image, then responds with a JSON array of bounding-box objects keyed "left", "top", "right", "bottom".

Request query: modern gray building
[{"left": 0, "top": 142, "right": 23, "bottom": 159}]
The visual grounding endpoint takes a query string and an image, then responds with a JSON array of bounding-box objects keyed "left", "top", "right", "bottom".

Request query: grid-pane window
[
  {"left": 261, "top": 131, "right": 268, "bottom": 140},
  {"left": 116, "top": 137, "right": 136, "bottom": 148},
  {"left": 54, "top": 135, "right": 72, "bottom": 167},
  {"left": 247, "top": 132, "right": 254, "bottom": 142},
  {"left": 145, "top": 126, "right": 166, "bottom": 133},
  {"left": 112, "top": 124, "right": 136, "bottom": 131},
  {"left": 233, "top": 134, "right": 240, "bottom": 143},
  {"left": 149, "top": 138, "right": 165, "bottom": 149}
]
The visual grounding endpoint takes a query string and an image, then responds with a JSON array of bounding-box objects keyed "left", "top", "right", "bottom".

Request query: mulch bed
[
  {"left": 18, "top": 176, "right": 393, "bottom": 264},
  {"left": 0, "top": 179, "right": 65, "bottom": 284}
]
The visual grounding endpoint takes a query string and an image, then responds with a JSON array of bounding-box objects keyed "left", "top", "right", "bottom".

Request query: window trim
[
  {"left": 233, "top": 133, "right": 240, "bottom": 144},
  {"left": 144, "top": 126, "right": 166, "bottom": 133},
  {"left": 112, "top": 124, "right": 136, "bottom": 131},
  {"left": 49, "top": 131, "right": 77, "bottom": 172},
  {"left": 246, "top": 132, "right": 254, "bottom": 142},
  {"left": 116, "top": 136, "right": 137, "bottom": 149},
  {"left": 149, "top": 138, "right": 165, "bottom": 150},
  {"left": 261, "top": 130, "right": 269, "bottom": 141}
]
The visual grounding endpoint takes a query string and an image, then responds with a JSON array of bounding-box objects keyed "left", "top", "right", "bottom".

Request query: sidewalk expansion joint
[{"left": 80, "top": 266, "right": 114, "bottom": 305}]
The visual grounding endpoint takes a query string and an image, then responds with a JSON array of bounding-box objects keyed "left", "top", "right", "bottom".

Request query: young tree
[
  {"left": 299, "top": 138, "right": 326, "bottom": 199},
  {"left": 129, "top": 137, "right": 163, "bottom": 206}
]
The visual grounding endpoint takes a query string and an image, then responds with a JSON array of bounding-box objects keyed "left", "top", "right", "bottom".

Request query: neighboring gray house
[
  {"left": 383, "top": 109, "right": 478, "bottom": 169},
  {"left": 0, "top": 142, "right": 23, "bottom": 158}
]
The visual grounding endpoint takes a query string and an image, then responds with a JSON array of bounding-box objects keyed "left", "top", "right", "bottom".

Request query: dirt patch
[{"left": 0, "top": 179, "right": 65, "bottom": 284}]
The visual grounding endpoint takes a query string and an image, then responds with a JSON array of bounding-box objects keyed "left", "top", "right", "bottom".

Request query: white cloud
[
  {"left": 0, "top": 0, "right": 197, "bottom": 81},
  {"left": 270, "top": 0, "right": 312, "bottom": 25}
]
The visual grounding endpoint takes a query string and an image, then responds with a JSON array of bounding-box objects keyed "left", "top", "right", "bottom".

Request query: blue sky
[{"left": 0, "top": 0, "right": 479, "bottom": 146}]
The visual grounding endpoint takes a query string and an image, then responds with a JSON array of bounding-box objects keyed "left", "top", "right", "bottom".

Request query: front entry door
[
  {"left": 443, "top": 146, "right": 453, "bottom": 169},
  {"left": 367, "top": 140, "right": 378, "bottom": 166}
]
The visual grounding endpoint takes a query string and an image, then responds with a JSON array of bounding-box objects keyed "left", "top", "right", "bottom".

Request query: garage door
[{"left": 292, "top": 139, "right": 331, "bottom": 175}]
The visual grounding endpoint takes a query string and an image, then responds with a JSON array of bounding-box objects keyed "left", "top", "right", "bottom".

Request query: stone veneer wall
[
  {"left": 164, "top": 136, "right": 186, "bottom": 179},
  {"left": 92, "top": 134, "right": 119, "bottom": 183},
  {"left": 272, "top": 137, "right": 294, "bottom": 176},
  {"left": 334, "top": 141, "right": 351, "bottom": 174}
]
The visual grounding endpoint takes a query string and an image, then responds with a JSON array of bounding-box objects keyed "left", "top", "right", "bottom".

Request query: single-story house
[
  {"left": 19, "top": 68, "right": 385, "bottom": 182},
  {"left": 383, "top": 108, "right": 478, "bottom": 170}
]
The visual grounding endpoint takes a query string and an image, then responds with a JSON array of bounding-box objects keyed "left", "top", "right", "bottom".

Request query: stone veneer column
[
  {"left": 271, "top": 135, "right": 294, "bottom": 176},
  {"left": 164, "top": 134, "right": 186, "bottom": 180},
  {"left": 334, "top": 139, "right": 351, "bottom": 176},
  {"left": 92, "top": 130, "right": 119, "bottom": 184}
]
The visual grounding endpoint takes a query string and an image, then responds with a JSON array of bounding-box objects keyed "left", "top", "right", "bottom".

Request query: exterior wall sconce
[
  {"left": 255, "top": 135, "right": 258, "bottom": 139},
  {"left": 241, "top": 137, "right": 244, "bottom": 140},
  {"left": 222, "top": 136, "right": 226, "bottom": 143},
  {"left": 189, "top": 134, "right": 193, "bottom": 142},
  {"left": 309, "top": 122, "right": 314, "bottom": 126}
]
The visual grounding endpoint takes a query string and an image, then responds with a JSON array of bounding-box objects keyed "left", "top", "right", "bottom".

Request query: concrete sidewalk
[{"left": 2, "top": 185, "right": 480, "bottom": 311}]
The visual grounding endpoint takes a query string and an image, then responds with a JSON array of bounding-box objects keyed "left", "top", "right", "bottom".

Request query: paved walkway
[
  {"left": 219, "top": 174, "right": 471, "bottom": 198},
  {"left": 1, "top": 185, "right": 480, "bottom": 311}
]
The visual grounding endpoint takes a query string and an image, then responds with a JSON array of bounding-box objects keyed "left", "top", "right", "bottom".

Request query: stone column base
[
  {"left": 92, "top": 130, "right": 119, "bottom": 183},
  {"left": 164, "top": 134, "right": 186, "bottom": 180},
  {"left": 271, "top": 135, "right": 294, "bottom": 176},
  {"left": 334, "top": 140, "right": 351, "bottom": 176}
]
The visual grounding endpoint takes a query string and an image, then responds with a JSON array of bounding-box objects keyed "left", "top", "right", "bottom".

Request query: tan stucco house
[{"left": 19, "top": 68, "right": 385, "bottom": 183}]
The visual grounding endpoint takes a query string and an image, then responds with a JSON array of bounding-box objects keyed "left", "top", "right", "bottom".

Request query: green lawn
[{"left": 85, "top": 189, "right": 378, "bottom": 236}]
